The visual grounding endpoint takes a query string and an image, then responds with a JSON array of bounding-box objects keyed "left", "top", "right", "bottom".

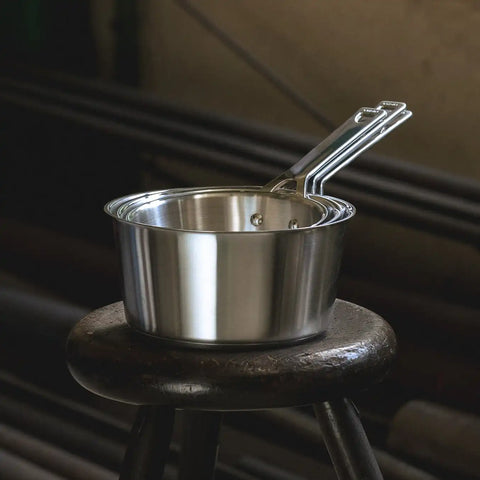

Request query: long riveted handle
[
  {"left": 265, "top": 101, "right": 411, "bottom": 197},
  {"left": 312, "top": 104, "right": 412, "bottom": 195}
]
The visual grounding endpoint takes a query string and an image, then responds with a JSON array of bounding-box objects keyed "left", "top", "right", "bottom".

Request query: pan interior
[{"left": 124, "top": 190, "right": 327, "bottom": 232}]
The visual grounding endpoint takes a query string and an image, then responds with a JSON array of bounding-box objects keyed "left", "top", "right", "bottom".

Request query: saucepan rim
[{"left": 105, "top": 186, "right": 356, "bottom": 234}]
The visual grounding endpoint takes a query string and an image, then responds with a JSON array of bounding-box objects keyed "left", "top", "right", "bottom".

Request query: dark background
[{"left": 0, "top": 2, "right": 479, "bottom": 479}]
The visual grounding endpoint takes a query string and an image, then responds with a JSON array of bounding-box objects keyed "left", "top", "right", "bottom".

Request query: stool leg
[
  {"left": 314, "top": 398, "right": 383, "bottom": 480},
  {"left": 179, "top": 410, "right": 223, "bottom": 480},
  {"left": 119, "top": 405, "right": 175, "bottom": 480}
]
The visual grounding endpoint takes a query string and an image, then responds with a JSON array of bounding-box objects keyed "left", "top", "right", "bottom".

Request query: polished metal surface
[
  {"left": 107, "top": 187, "right": 352, "bottom": 232},
  {"left": 105, "top": 101, "right": 411, "bottom": 345},
  {"left": 107, "top": 186, "right": 353, "bottom": 344},
  {"left": 266, "top": 101, "right": 411, "bottom": 196},
  {"left": 312, "top": 107, "right": 412, "bottom": 195}
]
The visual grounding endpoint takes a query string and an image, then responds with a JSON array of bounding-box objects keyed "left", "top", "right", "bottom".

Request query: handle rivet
[
  {"left": 250, "top": 213, "right": 264, "bottom": 227},
  {"left": 288, "top": 219, "right": 299, "bottom": 229}
]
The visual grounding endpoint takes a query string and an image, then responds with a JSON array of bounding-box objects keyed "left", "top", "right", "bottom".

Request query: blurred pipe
[
  {"left": 374, "top": 450, "right": 440, "bottom": 480},
  {"left": 391, "top": 350, "right": 480, "bottom": 419},
  {"left": 0, "top": 423, "right": 116, "bottom": 480},
  {"left": 336, "top": 168, "right": 479, "bottom": 222},
  {"left": 1, "top": 63, "right": 318, "bottom": 152},
  {"left": 357, "top": 152, "right": 480, "bottom": 203},
  {"left": 0, "top": 286, "right": 87, "bottom": 337},
  {"left": 3, "top": 76, "right": 479, "bottom": 220},
  {"left": 237, "top": 456, "right": 319, "bottom": 480},
  {"left": 0, "top": 371, "right": 132, "bottom": 434},
  {"left": 0, "top": 77, "right": 297, "bottom": 166},
  {"left": 388, "top": 401, "right": 480, "bottom": 479},
  {"left": 0, "top": 218, "right": 116, "bottom": 281},
  {"left": 3, "top": 64, "right": 480, "bottom": 203},
  {"left": 232, "top": 409, "right": 440, "bottom": 480},
  {"left": 330, "top": 183, "right": 479, "bottom": 246},
  {"left": 0, "top": 375, "right": 268, "bottom": 480},
  {"left": 0, "top": 449, "right": 68, "bottom": 480},
  {"left": 339, "top": 276, "right": 480, "bottom": 348},
  {"left": 1, "top": 78, "right": 478, "bottom": 244},
  {"left": 0, "top": 90, "right": 279, "bottom": 179},
  {"left": 0, "top": 217, "right": 118, "bottom": 306},
  {"left": 0, "top": 393, "right": 125, "bottom": 470}
]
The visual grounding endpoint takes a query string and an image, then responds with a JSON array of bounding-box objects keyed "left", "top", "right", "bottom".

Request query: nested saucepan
[{"left": 106, "top": 101, "right": 412, "bottom": 346}]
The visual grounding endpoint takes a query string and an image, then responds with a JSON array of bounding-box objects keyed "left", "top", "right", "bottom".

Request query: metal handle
[
  {"left": 265, "top": 101, "right": 411, "bottom": 197},
  {"left": 312, "top": 106, "right": 412, "bottom": 195}
]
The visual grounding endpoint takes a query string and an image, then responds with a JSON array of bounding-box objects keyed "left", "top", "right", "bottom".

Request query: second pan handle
[{"left": 265, "top": 101, "right": 410, "bottom": 197}]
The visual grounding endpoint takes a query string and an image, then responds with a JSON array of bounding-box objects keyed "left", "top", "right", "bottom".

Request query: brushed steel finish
[
  {"left": 266, "top": 101, "right": 410, "bottom": 196},
  {"left": 107, "top": 187, "right": 350, "bottom": 232},
  {"left": 107, "top": 187, "right": 354, "bottom": 345},
  {"left": 265, "top": 105, "right": 388, "bottom": 196},
  {"left": 105, "top": 101, "right": 411, "bottom": 345}
]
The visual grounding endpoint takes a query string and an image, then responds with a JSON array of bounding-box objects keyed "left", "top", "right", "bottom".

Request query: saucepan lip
[{"left": 104, "top": 186, "right": 356, "bottom": 234}]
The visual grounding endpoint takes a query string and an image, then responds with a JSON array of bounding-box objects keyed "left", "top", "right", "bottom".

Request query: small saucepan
[{"left": 105, "top": 101, "right": 411, "bottom": 346}]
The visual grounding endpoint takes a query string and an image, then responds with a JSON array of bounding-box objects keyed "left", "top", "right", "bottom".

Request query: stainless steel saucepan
[{"left": 105, "top": 101, "right": 412, "bottom": 346}]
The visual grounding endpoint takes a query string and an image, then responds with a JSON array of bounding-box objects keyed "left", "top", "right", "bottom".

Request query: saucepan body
[{"left": 105, "top": 186, "right": 355, "bottom": 346}]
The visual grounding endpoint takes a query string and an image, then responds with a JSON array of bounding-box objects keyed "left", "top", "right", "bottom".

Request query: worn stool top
[{"left": 66, "top": 300, "right": 396, "bottom": 410}]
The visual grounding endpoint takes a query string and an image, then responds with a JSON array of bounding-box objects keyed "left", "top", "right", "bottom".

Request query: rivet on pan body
[
  {"left": 288, "top": 219, "right": 299, "bottom": 229},
  {"left": 250, "top": 213, "right": 264, "bottom": 226}
]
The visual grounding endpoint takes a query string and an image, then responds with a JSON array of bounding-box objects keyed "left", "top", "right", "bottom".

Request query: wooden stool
[{"left": 67, "top": 300, "right": 396, "bottom": 480}]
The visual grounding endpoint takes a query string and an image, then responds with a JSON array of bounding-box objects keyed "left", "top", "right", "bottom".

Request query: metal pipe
[
  {"left": 236, "top": 456, "right": 322, "bottom": 480},
  {"left": 0, "top": 393, "right": 125, "bottom": 470},
  {"left": 6, "top": 76, "right": 479, "bottom": 209},
  {"left": 388, "top": 401, "right": 480, "bottom": 479},
  {"left": 0, "top": 63, "right": 327, "bottom": 152},
  {"left": 0, "top": 449, "right": 69, "bottom": 480},
  {"left": 0, "top": 90, "right": 279, "bottom": 179},
  {"left": 2, "top": 76, "right": 478, "bottom": 213},
  {"left": 335, "top": 168, "right": 479, "bottom": 222},
  {"left": 0, "top": 423, "right": 116, "bottom": 480},
  {"left": 0, "top": 377, "right": 257, "bottom": 480},
  {"left": 0, "top": 77, "right": 297, "bottom": 166},
  {"left": 3, "top": 65, "right": 479, "bottom": 203},
  {"left": 1, "top": 81, "right": 478, "bottom": 245},
  {"left": 356, "top": 151, "right": 480, "bottom": 203},
  {"left": 330, "top": 184, "right": 480, "bottom": 246}
]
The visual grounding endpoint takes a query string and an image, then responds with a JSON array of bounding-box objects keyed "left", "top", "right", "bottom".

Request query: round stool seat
[{"left": 66, "top": 300, "right": 396, "bottom": 410}]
